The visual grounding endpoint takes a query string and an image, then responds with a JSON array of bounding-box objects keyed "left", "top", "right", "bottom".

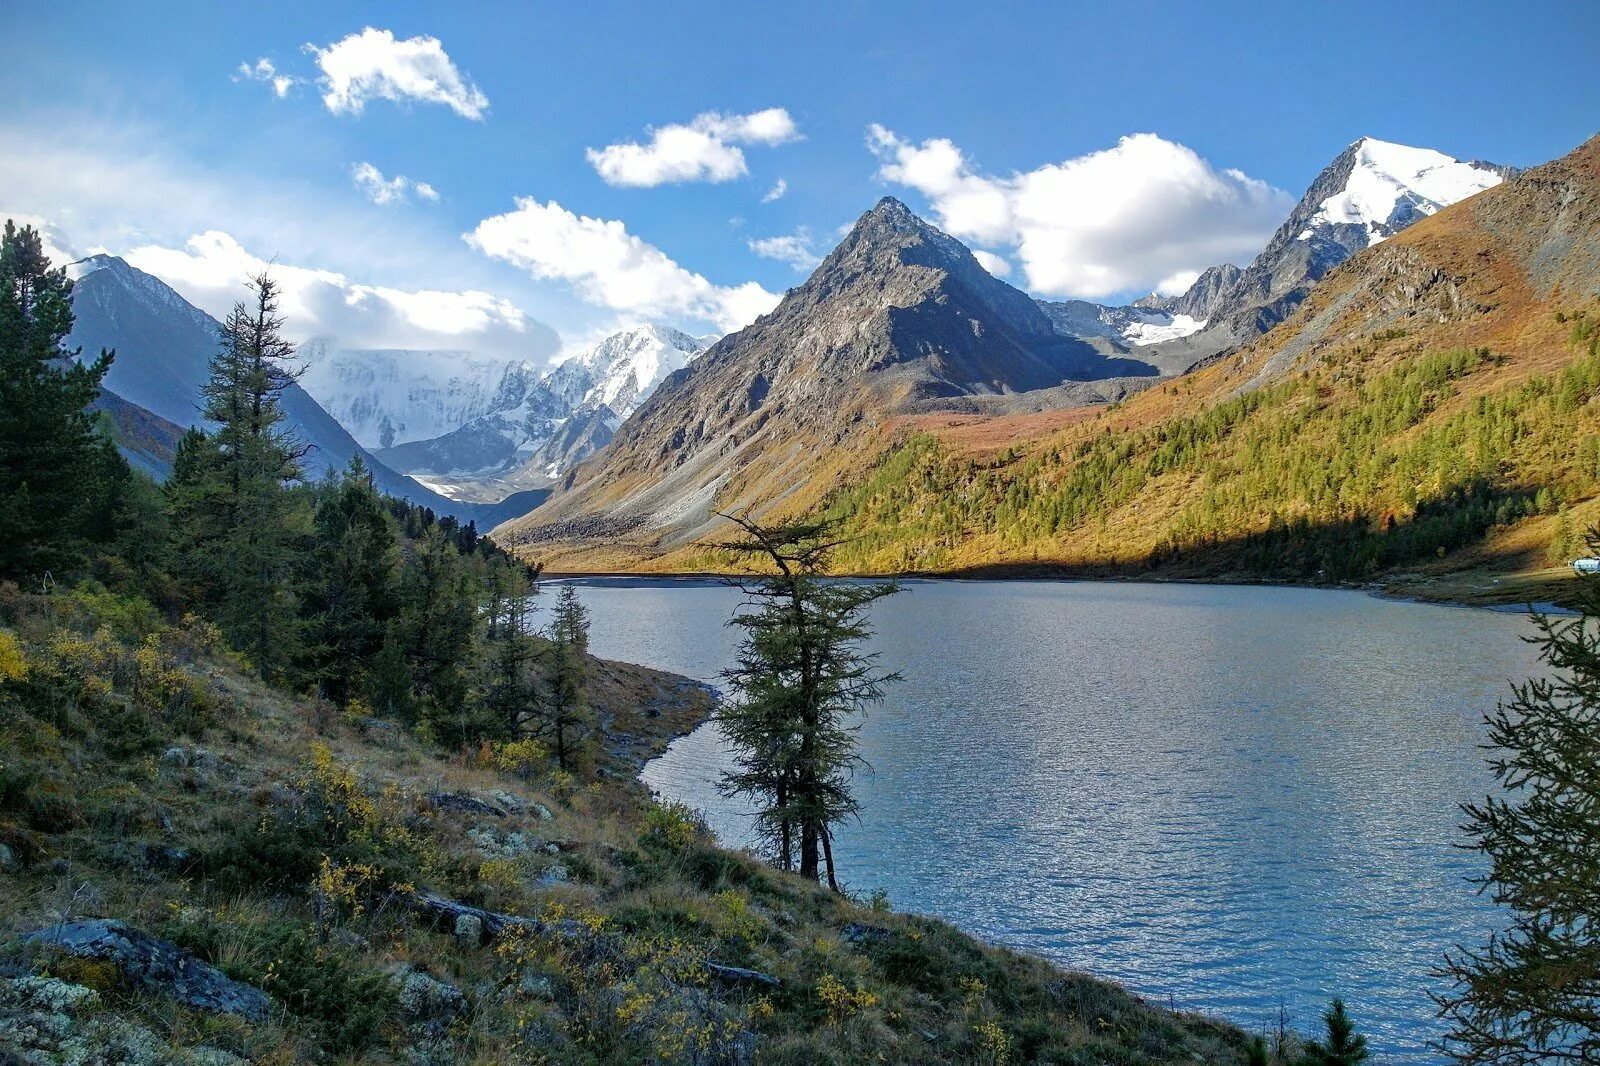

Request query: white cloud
[
  {"left": 234, "top": 58, "right": 297, "bottom": 98},
  {"left": 123, "top": 230, "right": 533, "bottom": 358},
  {"left": 587, "top": 108, "right": 799, "bottom": 187},
  {"left": 761, "top": 178, "right": 788, "bottom": 203},
  {"left": 867, "top": 126, "right": 1293, "bottom": 300},
  {"left": 351, "top": 162, "right": 439, "bottom": 205},
  {"left": 307, "top": 27, "right": 488, "bottom": 119},
  {"left": 748, "top": 228, "right": 821, "bottom": 271},
  {"left": 466, "top": 198, "right": 779, "bottom": 331},
  {"left": 971, "top": 249, "right": 1011, "bottom": 277}
]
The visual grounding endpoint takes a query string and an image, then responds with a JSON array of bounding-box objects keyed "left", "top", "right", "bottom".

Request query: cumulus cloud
[
  {"left": 587, "top": 107, "right": 799, "bottom": 187},
  {"left": 748, "top": 228, "right": 821, "bottom": 272},
  {"left": 307, "top": 27, "right": 488, "bottom": 119},
  {"left": 867, "top": 125, "right": 1293, "bottom": 300},
  {"left": 351, "top": 162, "right": 439, "bottom": 205},
  {"left": 466, "top": 198, "right": 779, "bottom": 331},
  {"left": 123, "top": 230, "right": 535, "bottom": 357},
  {"left": 970, "top": 249, "right": 1011, "bottom": 277},
  {"left": 234, "top": 58, "right": 298, "bottom": 98},
  {"left": 761, "top": 178, "right": 788, "bottom": 203}
]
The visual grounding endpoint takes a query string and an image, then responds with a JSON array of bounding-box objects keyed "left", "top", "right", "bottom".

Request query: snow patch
[{"left": 1306, "top": 137, "right": 1504, "bottom": 247}]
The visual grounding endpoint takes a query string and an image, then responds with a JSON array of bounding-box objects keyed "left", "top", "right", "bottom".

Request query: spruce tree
[
  {"left": 715, "top": 514, "right": 899, "bottom": 890},
  {"left": 1306, "top": 999, "right": 1369, "bottom": 1065},
  {"left": 303, "top": 458, "right": 398, "bottom": 706},
  {"left": 482, "top": 557, "right": 540, "bottom": 738},
  {"left": 177, "top": 273, "right": 306, "bottom": 677},
  {"left": 543, "top": 583, "right": 591, "bottom": 769},
  {"left": 399, "top": 525, "right": 478, "bottom": 742},
  {"left": 1435, "top": 545, "right": 1600, "bottom": 1063},
  {"left": 0, "top": 220, "right": 127, "bottom": 581}
]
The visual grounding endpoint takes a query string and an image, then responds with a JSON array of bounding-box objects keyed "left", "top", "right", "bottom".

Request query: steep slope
[
  {"left": 497, "top": 198, "right": 1160, "bottom": 559},
  {"left": 814, "top": 133, "right": 1600, "bottom": 598},
  {"left": 89, "top": 388, "right": 186, "bottom": 480},
  {"left": 373, "top": 325, "right": 708, "bottom": 480},
  {"left": 64, "top": 256, "right": 496, "bottom": 523},
  {"left": 1136, "top": 138, "right": 1512, "bottom": 369}
]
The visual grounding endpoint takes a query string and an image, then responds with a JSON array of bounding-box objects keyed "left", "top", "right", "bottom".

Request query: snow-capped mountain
[
  {"left": 1299, "top": 137, "right": 1507, "bottom": 248},
  {"left": 1078, "top": 136, "right": 1514, "bottom": 371},
  {"left": 372, "top": 324, "right": 710, "bottom": 481},
  {"left": 1034, "top": 299, "right": 1207, "bottom": 349},
  {"left": 298, "top": 346, "right": 535, "bottom": 450}
]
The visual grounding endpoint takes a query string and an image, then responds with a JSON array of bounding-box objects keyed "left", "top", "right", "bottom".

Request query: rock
[
  {"left": 485, "top": 789, "right": 527, "bottom": 814},
  {"left": 0, "top": 975, "right": 249, "bottom": 1066},
  {"left": 841, "top": 921, "right": 891, "bottom": 945},
  {"left": 22, "top": 920, "right": 271, "bottom": 1021},
  {"left": 453, "top": 913, "right": 484, "bottom": 947},
  {"left": 159, "top": 747, "right": 191, "bottom": 769},
  {"left": 705, "top": 962, "right": 781, "bottom": 989},
  {"left": 537, "top": 864, "right": 569, "bottom": 887},
  {"left": 466, "top": 827, "right": 539, "bottom": 861},
  {"left": 0, "top": 842, "right": 18, "bottom": 873},
  {"left": 395, "top": 967, "right": 467, "bottom": 1033},
  {"left": 427, "top": 791, "right": 507, "bottom": 818},
  {"left": 544, "top": 842, "right": 561, "bottom": 856},
  {"left": 517, "top": 974, "right": 554, "bottom": 999},
  {"left": 534, "top": 804, "right": 554, "bottom": 821}
]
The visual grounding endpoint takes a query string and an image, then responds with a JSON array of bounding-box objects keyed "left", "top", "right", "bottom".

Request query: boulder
[
  {"left": 452, "top": 913, "right": 484, "bottom": 947},
  {"left": 22, "top": 920, "right": 271, "bottom": 1021},
  {"left": 426, "top": 791, "right": 507, "bottom": 818},
  {"left": 395, "top": 966, "right": 467, "bottom": 1033}
]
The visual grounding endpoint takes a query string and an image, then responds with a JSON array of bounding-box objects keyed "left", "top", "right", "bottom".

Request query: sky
[{"left": 3, "top": 0, "right": 1597, "bottom": 367}]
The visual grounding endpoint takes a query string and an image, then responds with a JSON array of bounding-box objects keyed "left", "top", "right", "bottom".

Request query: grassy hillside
[
  {"left": 824, "top": 314, "right": 1600, "bottom": 596},
  {"left": 0, "top": 584, "right": 1260, "bottom": 1064}
]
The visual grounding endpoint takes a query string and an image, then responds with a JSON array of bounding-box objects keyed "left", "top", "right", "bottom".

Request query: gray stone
[
  {"left": 22, "top": 920, "right": 271, "bottom": 1021},
  {"left": 395, "top": 967, "right": 467, "bottom": 1032},
  {"left": 0, "top": 842, "right": 18, "bottom": 873},
  {"left": 427, "top": 791, "right": 506, "bottom": 818},
  {"left": 517, "top": 973, "right": 554, "bottom": 999},
  {"left": 537, "top": 864, "right": 569, "bottom": 887},
  {"left": 452, "top": 913, "right": 484, "bottom": 947},
  {"left": 159, "top": 747, "right": 191, "bottom": 769},
  {"left": 534, "top": 803, "right": 554, "bottom": 821}
]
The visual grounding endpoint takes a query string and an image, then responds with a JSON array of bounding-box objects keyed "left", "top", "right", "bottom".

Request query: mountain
[
  {"left": 1133, "top": 137, "right": 1513, "bottom": 368},
  {"left": 64, "top": 255, "right": 508, "bottom": 524},
  {"left": 298, "top": 346, "right": 530, "bottom": 450},
  {"left": 499, "top": 134, "right": 1600, "bottom": 592},
  {"left": 89, "top": 388, "right": 186, "bottom": 480},
  {"left": 807, "top": 133, "right": 1600, "bottom": 595},
  {"left": 495, "top": 197, "right": 1161, "bottom": 556},
  {"left": 373, "top": 324, "right": 709, "bottom": 481}
]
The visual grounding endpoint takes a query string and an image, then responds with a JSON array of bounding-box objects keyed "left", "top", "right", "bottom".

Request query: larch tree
[
  {"left": 714, "top": 513, "right": 899, "bottom": 891},
  {"left": 1435, "top": 538, "right": 1600, "bottom": 1063}
]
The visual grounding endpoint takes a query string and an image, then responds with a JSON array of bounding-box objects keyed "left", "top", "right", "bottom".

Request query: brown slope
[{"left": 494, "top": 197, "right": 1156, "bottom": 564}]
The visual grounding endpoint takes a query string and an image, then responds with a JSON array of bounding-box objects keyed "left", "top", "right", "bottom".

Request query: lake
[{"left": 561, "top": 576, "right": 1544, "bottom": 1060}]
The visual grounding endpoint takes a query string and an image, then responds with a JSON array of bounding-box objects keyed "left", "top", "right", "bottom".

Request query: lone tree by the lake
[
  {"left": 1435, "top": 535, "right": 1600, "bottom": 1063},
  {"left": 715, "top": 513, "right": 899, "bottom": 891}
]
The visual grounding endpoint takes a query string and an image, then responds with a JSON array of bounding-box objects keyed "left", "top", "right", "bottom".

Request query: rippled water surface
[{"left": 565, "top": 577, "right": 1543, "bottom": 1060}]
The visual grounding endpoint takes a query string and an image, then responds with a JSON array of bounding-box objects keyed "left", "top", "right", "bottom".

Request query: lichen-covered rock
[
  {"left": 22, "top": 920, "right": 271, "bottom": 1021},
  {"left": 427, "top": 791, "right": 507, "bottom": 818},
  {"left": 0, "top": 976, "right": 247, "bottom": 1066},
  {"left": 395, "top": 966, "right": 467, "bottom": 1032},
  {"left": 466, "top": 826, "right": 539, "bottom": 861},
  {"left": 453, "top": 913, "right": 484, "bottom": 947}
]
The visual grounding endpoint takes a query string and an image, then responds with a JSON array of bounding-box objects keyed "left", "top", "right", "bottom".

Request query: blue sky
[{"left": 3, "top": 0, "right": 1597, "bottom": 363}]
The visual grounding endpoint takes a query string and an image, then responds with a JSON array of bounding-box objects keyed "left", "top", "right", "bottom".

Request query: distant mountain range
[
  {"left": 64, "top": 256, "right": 542, "bottom": 527},
  {"left": 496, "top": 136, "right": 1520, "bottom": 562}
]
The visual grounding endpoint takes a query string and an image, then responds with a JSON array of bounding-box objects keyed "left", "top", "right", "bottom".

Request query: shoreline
[{"left": 542, "top": 565, "right": 1580, "bottom": 615}]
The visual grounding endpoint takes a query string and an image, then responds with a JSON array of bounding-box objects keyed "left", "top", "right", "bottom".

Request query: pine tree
[
  {"left": 543, "top": 584, "right": 591, "bottom": 769},
  {"left": 0, "top": 220, "right": 127, "bottom": 582},
  {"left": 714, "top": 514, "right": 899, "bottom": 890},
  {"left": 1435, "top": 541, "right": 1600, "bottom": 1064},
  {"left": 303, "top": 458, "right": 398, "bottom": 707},
  {"left": 1305, "top": 999, "right": 1368, "bottom": 1065},
  {"left": 399, "top": 525, "right": 478, "bottom": 743}
]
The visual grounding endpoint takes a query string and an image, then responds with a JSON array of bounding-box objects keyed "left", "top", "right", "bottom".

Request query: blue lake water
[{"left": 562, "top": 577, "right": 1543, "bottom": 1060}]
